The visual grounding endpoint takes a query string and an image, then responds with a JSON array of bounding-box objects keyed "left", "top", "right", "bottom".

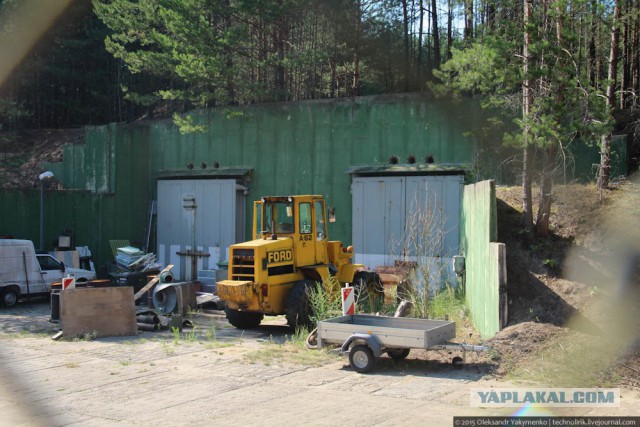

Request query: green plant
[
  {"left": 243, "top": 330, "right": 339, "bottom": 367},
  {"left": 205, "top": 325, "right": 217, "bottom": 341},
  {"left": 72, "top": 331, "right": 97, "bottom": 341},
  {"left": 172, "top": 326, "right": 181, "bottom": 345},
  {"left": 162, "top": 341, "right": 175, "bottom": 356},
  {"left": 427, "top": 284, "right": 467, "bottom": 322},
  {"left": 308, "top": 277, "right": 342, "bottom": 325},
  {"left": 183, "top": 327, "right": 198, "bottom": 343},
  {"left": 172, "top": 326, "right": 199, "bottom": 344},
  {"left": 543, "top": 258, "right": 559, "bottom": 268}
]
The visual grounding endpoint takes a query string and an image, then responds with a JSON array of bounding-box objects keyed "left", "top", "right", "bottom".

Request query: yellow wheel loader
[{"left": 217, "top": 195, "right": 382, "bottom": 329}]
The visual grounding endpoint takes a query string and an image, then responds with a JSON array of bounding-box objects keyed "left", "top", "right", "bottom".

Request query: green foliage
[
  {"left": 308, "top": 277, "right": 342, "bottom": 325},
  {"left": 172, "top": 113, "right": 207, "bottom": 134},
  {"left": 433, "top": 42, "right": 512, "bottom": 97},
  {"left": 427, "top": 284, "right": 467, "bottom": 322}
]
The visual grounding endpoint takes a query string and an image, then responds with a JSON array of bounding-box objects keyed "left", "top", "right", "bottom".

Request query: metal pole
[
  {"left": 23, "top": 252, "right": 31, "bottom": 306},
  {"left": 40, "top": 180, "right": 44, "bottom": 251}
]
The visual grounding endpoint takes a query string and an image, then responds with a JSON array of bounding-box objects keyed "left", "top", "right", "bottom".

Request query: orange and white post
[
  {"left": 62, "top": 275, "right": 75, "bottom": 290},
  {"left": 342, "top": 286, "right": 355, "bottom": 315}
]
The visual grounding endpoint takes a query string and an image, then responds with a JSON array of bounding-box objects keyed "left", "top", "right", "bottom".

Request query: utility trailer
[{"left": 317, "top": 314, "right": 489, "bottom": 373}]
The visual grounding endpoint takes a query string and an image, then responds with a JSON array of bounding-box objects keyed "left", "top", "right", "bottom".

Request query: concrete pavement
[{"left": 1, "top": 302, "right": 638, "bottom": 426}]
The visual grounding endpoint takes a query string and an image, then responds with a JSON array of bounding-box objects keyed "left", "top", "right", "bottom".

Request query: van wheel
[{"left": 2, "top": 288, "right": 19, "bottom": 307}]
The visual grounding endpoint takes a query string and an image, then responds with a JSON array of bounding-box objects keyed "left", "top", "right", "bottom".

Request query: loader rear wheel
[
  {"left": 285, "top": 280, "right": 316, "bottom": 330},
  {"left": 349, "top": 344, "right": 375, "bottom": 373},
  {"left": 224, "top": 307, "right": 263, "bottom": 329},
  {"left": 353, "top": 272, "right": 384, "bottom": 313}
]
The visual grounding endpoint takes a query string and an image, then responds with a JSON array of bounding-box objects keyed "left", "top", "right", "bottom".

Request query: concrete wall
[{"left": 460, "top": 180, "right": 507, "bottom": 339}]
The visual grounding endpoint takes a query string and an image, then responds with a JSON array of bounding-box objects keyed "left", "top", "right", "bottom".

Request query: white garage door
[{"left": 157, "top": 179, "right": 244, "bottom": 281}]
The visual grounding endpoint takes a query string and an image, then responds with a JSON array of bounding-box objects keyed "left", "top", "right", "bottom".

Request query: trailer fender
[{"left": 341, "top": 333, "right": 382, "bottom": 358}]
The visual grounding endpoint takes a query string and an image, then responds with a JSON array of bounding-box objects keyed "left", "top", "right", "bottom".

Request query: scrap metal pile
[{"left": 115, "top": 246, "right": 161, "bottom": 273}]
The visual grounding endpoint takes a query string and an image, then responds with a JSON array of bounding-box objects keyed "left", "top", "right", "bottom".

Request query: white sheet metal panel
[
  {"left": 157, "top": 179, "right": 237, "bottom": 281},
  {"left": 405, "top": 175, "right": 463, "bottom": 258},
  {"left": 351, "top": 174, "right": 462, "bottom": 288},
  {"left": 352, "top": 177, "right": 404, "bottom": 268}
]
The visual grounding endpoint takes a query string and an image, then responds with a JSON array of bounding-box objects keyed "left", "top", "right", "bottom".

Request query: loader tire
[
  {"left": 285, "top": 280, "right": 316, "bottom": 330},
  {"left": 224, "top": 307, "right": 263, "bottom": 329}
]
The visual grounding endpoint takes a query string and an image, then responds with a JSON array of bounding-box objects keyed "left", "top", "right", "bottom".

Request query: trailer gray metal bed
[{"left": 317, "top": 314, "right": 489, "bottom": 373}]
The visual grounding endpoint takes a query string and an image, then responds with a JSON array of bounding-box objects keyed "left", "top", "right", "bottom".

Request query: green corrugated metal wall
[
  {"left": 0, "top": 123, "right": 151, "bottom": 274},
  {"left": 145, "top": 95, "right": 480, "bottom": 248},
  {"left": 0, "top": 93, "right": 630, "bottom": 274}
]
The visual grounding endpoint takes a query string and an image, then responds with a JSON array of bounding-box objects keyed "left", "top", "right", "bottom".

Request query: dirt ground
[
  {"left": 492, "top": 179, "right": 640, "bottom": 389},
  {"left": 0, "top": 128, "right": 83, "bottom": 189}
]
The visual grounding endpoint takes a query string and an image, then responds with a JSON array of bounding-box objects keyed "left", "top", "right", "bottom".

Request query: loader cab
[{"left": 254, "top": 196, "right": 328, "bottom": 266}]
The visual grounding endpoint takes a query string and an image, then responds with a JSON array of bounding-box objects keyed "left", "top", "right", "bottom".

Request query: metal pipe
[
  {"left": 39, "top": 180, "right": 44, "bottom": 251},
  {"left": 38, "top": 171, "right": 54, "bottom": 251},
  {"left": 431, "top": 343, "right": 490, "bottom": 352},
  {"left": 23, "top": 251, "right": 31, "bottom": 306}
]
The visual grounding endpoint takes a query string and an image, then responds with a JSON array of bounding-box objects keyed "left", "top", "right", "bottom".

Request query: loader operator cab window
[
  {"left": 299, "top": 203, "right": 312, "bottom": 234},
  {"left": 315, "top": 200, "right": 326, "bottom": 241},
  {"left": 264, "top": 201, "right": 294, "bottom": 234}
]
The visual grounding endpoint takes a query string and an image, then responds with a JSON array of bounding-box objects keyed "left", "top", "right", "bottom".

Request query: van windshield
[{"left": 37, "top": 255, "right": 63, "bottom": 271}]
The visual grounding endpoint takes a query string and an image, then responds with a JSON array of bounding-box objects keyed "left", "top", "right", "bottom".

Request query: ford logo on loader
[{"left": 267, "top": 249, "right": 293, "bottom": 264}]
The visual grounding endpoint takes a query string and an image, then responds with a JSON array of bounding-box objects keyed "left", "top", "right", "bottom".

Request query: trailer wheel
[
  {"left": 451, "top": 356, "right": 464, "bottom": 367},
  {"left": 387, "top": 348, "right": 410, "bottom": 360},
  {"left": 2, "top": 287, "right": 19, "bottom": 308},
  {"left": 285, "top": 280, "right": 316, "bottom": 330},
  {"left": 224, "top": 307, "right": 263, "bottom": 329},
  {"left": 349, "top": 344, "right": 375, "bottom": 373}
]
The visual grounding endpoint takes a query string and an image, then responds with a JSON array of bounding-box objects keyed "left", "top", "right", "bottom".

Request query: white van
[{"left": 0, "top": 239, "right": 96, "bottom": 307}]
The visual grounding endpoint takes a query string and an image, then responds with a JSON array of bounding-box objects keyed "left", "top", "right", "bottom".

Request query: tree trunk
[
  {"left": 223, "top": 0, "right": 235, "bottom": 104},
  {"left": 402, "top": 0, "right": 410, "bottom": 91},
  {"left": 417, "top": 0, "right": 424, "bottom": 83},
  {"left": 446, "top": 0, "right": 453, "bottom": 60},
  {"left": 353, "top": 0, "right": 361, "bottom": 96},
  {"left": 536, "top": 143, "right": 558, "bottom": 237},
  {"left": 486, "top": 0, "right": 495, "bottom": 31},
  {"left": 588, "top": 0, "right": 598, "bottom": 85},
  {"left": 536, "top": 3, "right": 565, "bottom": 238},
  {"left": 633, "top": 10, "right": 639, "bottom": 94},
  {"left": 465, "top": 0, "right": 473, "bottom": 40},
  {"left": 431, "top": 0, "right": 440, "bottom": 70},
  {"left": 522, "top": 0, "right": 534, "bottom": 232},
  {"left": 597, "top": 0, "right": 621, "bottom": 189}
]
